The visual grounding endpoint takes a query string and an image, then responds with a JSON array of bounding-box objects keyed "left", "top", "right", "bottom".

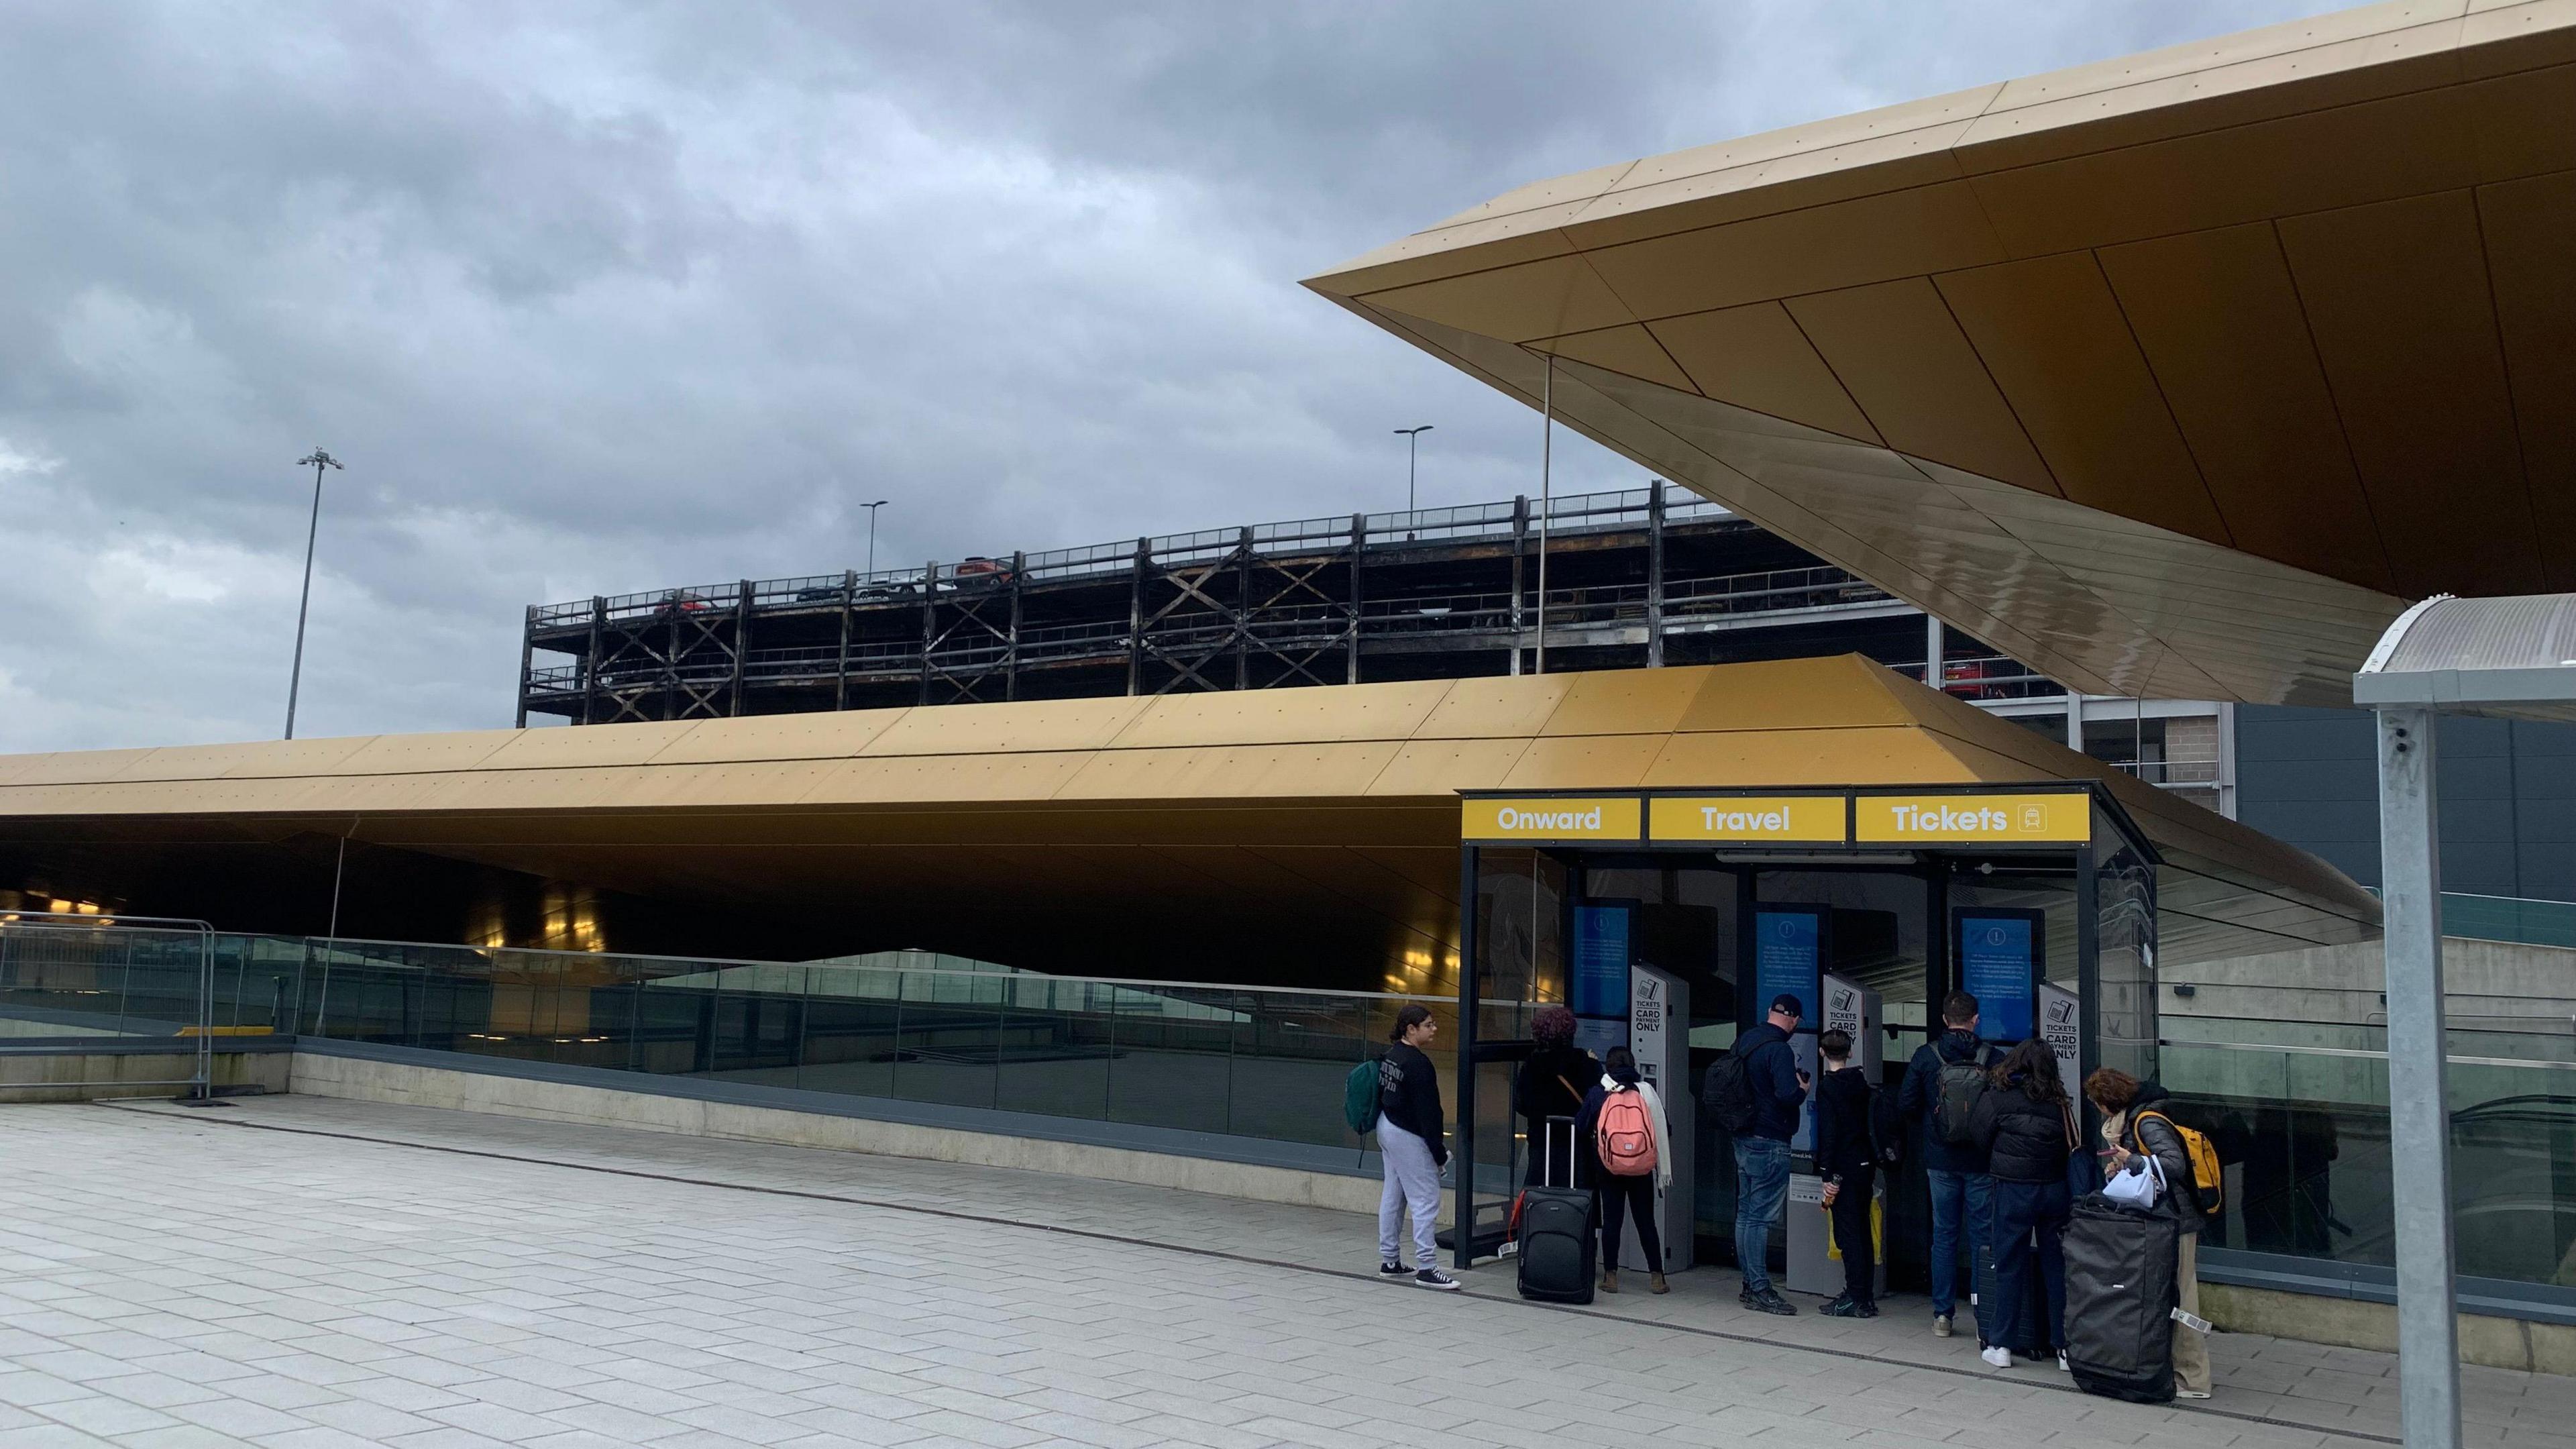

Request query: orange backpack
[{"left": 1596, "top": 1088, "right": 1659, "bottom": 1177}]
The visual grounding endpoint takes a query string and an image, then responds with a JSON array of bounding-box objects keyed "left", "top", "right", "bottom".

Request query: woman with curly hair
[{"left": 1514, "top": 1005, "right": 1603, "bottom": 1187}]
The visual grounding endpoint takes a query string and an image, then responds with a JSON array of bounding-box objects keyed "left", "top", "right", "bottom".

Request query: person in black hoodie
[
  {"left": 1376, "top": 1004, "right": 1460, "bottom": 1290},
  {"left": 1896, "top": 990, "right": 1999, "bottom": 1341},
  {"left": 1513, "top": 1006, "right": 1601, "bottom": 1187},
  {"left": 1813, "top": 1028, "right": 1878, "bottom": 1318},
  {"left": 1970, "top": 1036, "right": 2078, "bottom": 1369}
]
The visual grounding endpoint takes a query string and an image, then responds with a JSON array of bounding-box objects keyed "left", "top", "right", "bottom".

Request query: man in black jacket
[
  {"left": 1733, "top": 994, "right": 1809, "bottom": 1315},
  {"left": 1896, "top": 990, "right": 1997, "bottom": 1342}
]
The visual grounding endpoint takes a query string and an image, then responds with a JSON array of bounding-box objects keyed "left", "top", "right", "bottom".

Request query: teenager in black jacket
[
  {"left": 1811, "top": 1028, "right": 1878, "bottom": 1318},
  {"left": 1375, "top": 1004, "right": 1460, "bottom": 1290},
  {"left": 1969, "top": 1037, "right": 2076, "bottom": 1369}
]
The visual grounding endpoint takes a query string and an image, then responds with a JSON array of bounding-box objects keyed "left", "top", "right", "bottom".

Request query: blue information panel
[
  {"left": 1752, "top": 908, "right": 1821, "bottom": 1024},
  {"left": 1957, "top": 910, "right": 2040, "bottom": 1044},
  {"left": 1571, "top": 904, "right": 1631, "bottom": 1022}
]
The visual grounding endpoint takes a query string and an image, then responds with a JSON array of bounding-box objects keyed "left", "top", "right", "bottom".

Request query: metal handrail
[{"left": 529, "top": 482, "right": 1743, "bottom": 625}]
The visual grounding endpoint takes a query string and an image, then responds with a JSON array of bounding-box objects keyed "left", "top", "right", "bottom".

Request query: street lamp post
[
  {"left": 1393, "top": 425, "right": 1432, "bottom": 523},
  {"left": 863, "top": 499, "right": 890, "bottom": 575},
  {"left": 284, "top": 449, "right": 341, "bottom": 740}
]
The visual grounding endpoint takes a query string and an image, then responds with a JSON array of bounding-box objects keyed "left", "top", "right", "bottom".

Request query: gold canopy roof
[
  {"left": 0, "top": 659, "right": 2373, "bottom": 975},
  {"left": 1306, "top": 0, "right": 2576, "bottom": 708}
]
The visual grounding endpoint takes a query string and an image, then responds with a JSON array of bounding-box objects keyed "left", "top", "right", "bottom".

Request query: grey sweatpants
[{"left": 1378, "top": 1120, "right": 1441, "bottom": 1269}]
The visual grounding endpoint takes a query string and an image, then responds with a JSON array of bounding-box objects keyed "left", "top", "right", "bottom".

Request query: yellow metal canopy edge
[{"left": 1461, "top": 784, "right": 2094, "bottom": 847}]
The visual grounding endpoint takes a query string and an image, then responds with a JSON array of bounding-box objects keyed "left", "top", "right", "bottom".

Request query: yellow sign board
[
  {"left": 1460, "top": 796, "right": 1642, "bottom": 843},
  {"left": 1650, "top": 796, "right": 1846, "bottom": 843},
  {"left": 1854, "top": 792, "right": 2090, "bottom": 843}
]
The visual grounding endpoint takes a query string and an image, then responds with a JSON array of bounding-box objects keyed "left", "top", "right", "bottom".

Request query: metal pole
[
  {"left": 1536, "top": 358, "right": 1552, "bottom": 676},
  {"left": 1452, "top": 842, "right": 1481, "bottom": 1271},
  {"left": 1646, "top": 480, "right": 1666, "bottom": 669},
  {"left": 863, "top": 500, "right": 889, "bottom": 576},
  {"left": 1925, "top": 614, "right": 1944, "bottom": 690},
  {"left": 285, "top": 449, "right": 341, "bottom": 739},
  {"left": 2379, "top": 706, "right": 2461, "bottom": 1449}
]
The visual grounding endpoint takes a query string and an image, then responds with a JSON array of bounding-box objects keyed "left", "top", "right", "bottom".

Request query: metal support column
[
  {"left": 1535, "top": 356, "right": 1554, "bottom": 676},
  {"left": 2068, "top": 692, "right": 2086, "bottom": 751},
  {"left": 729, "top": 580, "right": 753, "bottom": 716},
  {"left": 1236, "top": 525, "right": 1255, "bottom": 691},
  {"left": 515, "top": 608, "right": 535, "bottom": 728},
  {"left": 583, "top": 596, "right": 605, "bottom": 726},
  {"left": 918, "top": 564, "right": 938, "bottom": 705},
  {"left": 834, "top": 570, "right": 855, "bottom": 712},
  {"left": 1452, "top": 841, "right": 1481, "bottom": 1271},
  {"left": 1006, "top": 551, "right": 1026, "bottom": 701},
  {"left": 1509, "top": 496, "right": 1527, "bottom": 676},
  {"left": 1925, "top": 614, "right": 1944, "bottom": 690},
  {"left": 1347, "top": 513, "right": 1366, "bottom": 686},
  {"left": 1127, "top": 538, "right": 1148, "bottom": 696},
  {"left": 2074, "top": 843, "right": 2100, "bottom": 1091},
  {"left": 1645, "top": 480, "right": 1666, "bottom": 668},
  {"left": 2379, "top": 706, "right": 2461, "bottom": 1449}
]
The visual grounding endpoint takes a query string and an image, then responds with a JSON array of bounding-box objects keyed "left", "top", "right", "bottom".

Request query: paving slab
[{"left": 0, "top": 1095, "right": 2550, "bottom": 1448}]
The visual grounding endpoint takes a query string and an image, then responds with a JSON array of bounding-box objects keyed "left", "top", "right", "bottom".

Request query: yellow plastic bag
[{"left": 1825, "top": 1195, "right": 1884, "bottom": 1261}]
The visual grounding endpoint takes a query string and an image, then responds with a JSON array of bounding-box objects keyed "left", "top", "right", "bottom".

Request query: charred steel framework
[{"left": 519, "top": 483, "right": 2061, "bottom": 728}]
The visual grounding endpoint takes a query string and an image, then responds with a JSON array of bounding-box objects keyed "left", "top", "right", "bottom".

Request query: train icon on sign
[{"left": 2021, "top": 804, "right": 2046, "bottom": 832}]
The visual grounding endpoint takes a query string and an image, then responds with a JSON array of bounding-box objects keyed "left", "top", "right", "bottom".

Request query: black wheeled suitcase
[
  {"left": 1516, "top": 1116, "right": 1595, "bottom": 1304},
  {"left": 2063, "top": 1193, "right": 2182, "bottom": 1403}
]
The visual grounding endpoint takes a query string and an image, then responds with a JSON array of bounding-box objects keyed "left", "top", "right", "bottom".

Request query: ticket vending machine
[
  {"left": 1787, "top": 972, "right": 1884, "bottom": 1297},
  {"left": 1623, "top": 963, "right": 1693, "bottom": 1273}
]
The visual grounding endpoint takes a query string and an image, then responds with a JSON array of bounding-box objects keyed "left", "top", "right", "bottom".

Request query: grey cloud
[{"left": 0, "top": 0, "right": 2347, "bottom": 749}]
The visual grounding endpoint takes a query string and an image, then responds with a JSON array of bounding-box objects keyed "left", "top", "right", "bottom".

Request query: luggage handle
[{"left": 1545, "top": 1115, "right": 1577, "bottom": 1189}]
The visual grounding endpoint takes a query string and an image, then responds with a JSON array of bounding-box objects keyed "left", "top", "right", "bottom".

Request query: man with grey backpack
[{"left": 1896, "top": 991, "right": 2001, "bottom": 1344}]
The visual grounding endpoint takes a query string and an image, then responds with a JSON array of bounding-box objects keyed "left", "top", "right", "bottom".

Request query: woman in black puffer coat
[{"left": 1970, "top": 1037, "right": 2078, "bottom": 1370}]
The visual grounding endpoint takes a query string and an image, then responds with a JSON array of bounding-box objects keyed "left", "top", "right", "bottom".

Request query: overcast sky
[{"left": 0, "top": 0, "right": 2343, "bottom": 751}]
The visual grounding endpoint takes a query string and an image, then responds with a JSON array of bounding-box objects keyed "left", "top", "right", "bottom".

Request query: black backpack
[
  {"left": 1935, "top": 1046, "right": 1994, "bottom": 1149},
  {"left": 1701, "top": 1034, "right": 1761, "bottom": 1135}
]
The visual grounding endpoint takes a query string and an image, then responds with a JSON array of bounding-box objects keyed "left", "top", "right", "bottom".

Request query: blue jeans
[
  {"left": 1733, "top": 1136, "right": 1792, "bottom": 1295},
  {"left": 1991, "top": 1179, "right": 2072, "bottom": 1354},
  {"left": 1927, "top": 1168, "right": 1996, "bottom": 1334}
]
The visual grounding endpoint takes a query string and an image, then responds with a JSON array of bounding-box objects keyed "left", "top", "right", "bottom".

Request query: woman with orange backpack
[{"left": 1577, "top": 1046, "right": 1672, "bottom": 1295}]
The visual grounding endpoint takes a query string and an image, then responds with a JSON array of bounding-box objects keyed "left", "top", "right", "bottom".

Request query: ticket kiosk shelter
[{"left": 1452, "top": 781, "right": 2163, "bottom": 1271}]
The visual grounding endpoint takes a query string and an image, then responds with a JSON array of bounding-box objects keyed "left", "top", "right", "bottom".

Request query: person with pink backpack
[{"left": 1577, "top": 1046, "right": 1673, "bottom": 1295}]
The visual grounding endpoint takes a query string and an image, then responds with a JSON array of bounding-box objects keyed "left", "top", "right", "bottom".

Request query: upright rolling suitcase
[
  {"left": 1516, "top": 1116, "right": 1596, "bottom": 1304},
  {"left": 2063, "top": 1193, "right": 2182, "bottom": 1403}
]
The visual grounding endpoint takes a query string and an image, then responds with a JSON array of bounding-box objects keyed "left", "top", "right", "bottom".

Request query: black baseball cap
[{"left": 1769, "top": 993, "right": 1804, "bottom": 1018}]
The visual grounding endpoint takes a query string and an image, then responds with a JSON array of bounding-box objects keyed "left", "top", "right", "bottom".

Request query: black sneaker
[
  {"left": 1858, "top": 1301, "right": 1880, "bottom": 1319},
  {"left": 1414, "top": 1269, "right": 1462, "bottom": 1291},
  {"left": 1377, "top": 1260, "right": 1408, "bottom": 1280},
  {"left": 1746, "top": 1289, "right": 1797, "bottom": 1316},
  {"left": 1821, "top": 1295, "right": 1862, "bottom": 1318}
]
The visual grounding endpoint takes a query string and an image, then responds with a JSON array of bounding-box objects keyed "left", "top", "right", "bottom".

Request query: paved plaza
[{"left": 0, "top": 1097, "right": 2566, "bottom": 1449}]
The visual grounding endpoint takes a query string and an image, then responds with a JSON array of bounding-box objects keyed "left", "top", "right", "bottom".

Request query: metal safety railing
[{"left": 0, "top": 910, "right": 216, "bottom": 1097}]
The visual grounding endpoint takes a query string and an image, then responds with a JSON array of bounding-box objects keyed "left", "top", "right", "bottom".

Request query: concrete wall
[
  {"left": 2167, "top": 934, "right": 2576, "bottom": 1057},
  {"left": 2204, "top": 1282, "right": 2576, "bottom": 1375},
  {"left": 0, "top": 1048, "right": 289, "bottom": 1102},
  {"left": 286, "top": 1050, "right": 1438, "bottom": 1225}
]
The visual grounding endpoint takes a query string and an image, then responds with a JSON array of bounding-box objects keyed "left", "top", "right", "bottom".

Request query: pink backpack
[{"left": 1596, "top": 1089, "right": 1658, "bottom": 1177}]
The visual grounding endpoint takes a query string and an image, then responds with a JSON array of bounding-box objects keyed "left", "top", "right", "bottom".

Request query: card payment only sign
[
  {"left": 1460, "top": 796, "right": 1642, "bottom": 843},
  {"left": 1854, "top": 792, "right": 2089, "bottom": 843}
]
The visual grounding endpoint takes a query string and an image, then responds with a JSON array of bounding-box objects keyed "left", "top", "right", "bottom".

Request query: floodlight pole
[
  {"left": 2377, "top": 704, "right": 2461, "bottom": 1449},
  {"left": 285, "top": 449, "right": 342, "bottom": 740},
  {"left": 863, "top": 499, "right": 890, "bottom": 575},
  {"left": 1536, "top": 358, "right": 1552, "bottom": 676}
]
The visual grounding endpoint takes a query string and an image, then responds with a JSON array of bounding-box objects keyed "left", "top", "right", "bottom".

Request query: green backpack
[{"left": 1344, "top": 1058, "right": 1382, "bottom": 1136}]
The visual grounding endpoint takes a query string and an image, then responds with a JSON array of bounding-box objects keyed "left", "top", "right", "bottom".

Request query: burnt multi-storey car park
[{"left": 517, "top": 482, "right": 2061, "bottom": 728}]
